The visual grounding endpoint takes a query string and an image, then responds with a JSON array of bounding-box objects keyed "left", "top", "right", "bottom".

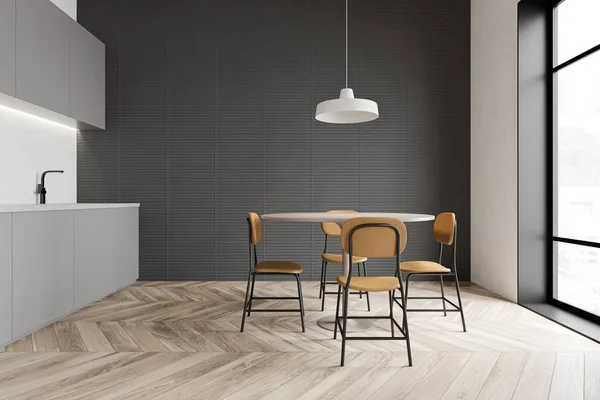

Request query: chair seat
[
  {"left": 254, "top": 260, "right": 303, "bottom": 274},
  {"left": 322, "top": 253, "right": 367, "bottom": 264},
  {"left": 336, "top": 276, "right": 400, "bottom": 292},
  {"left": 401, "top": 261, "right": 451, "bottom": 274}
]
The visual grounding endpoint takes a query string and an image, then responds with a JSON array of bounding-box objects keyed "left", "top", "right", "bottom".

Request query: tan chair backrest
[
  {"left": 434, "top": 213, "right": 455, "bottom": 245},
  {"left": 321, "top": 210, "right": 357, "bottom": 236},
  {"left": 248, "top": 213, "right": 262, "bottom": 245},
  {"left": 341, "top": 217, "right": 407, "bottom": 258}
]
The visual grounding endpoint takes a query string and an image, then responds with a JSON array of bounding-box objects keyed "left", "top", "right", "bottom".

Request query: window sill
[{"left": 521, "top": 302, "right": 600, "bottom": 344}]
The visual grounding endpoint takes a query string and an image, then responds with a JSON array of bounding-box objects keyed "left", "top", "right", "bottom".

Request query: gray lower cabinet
[
  {"left": 113, "top": 207, "right": 140, "bottom": 289},
  {"left": 16, "top": 0, "right": 71, "bottom": 116},
  {"left": 74, "top": 209, "right": 115, "bottom": 308},
  {"left": 0, "top": 0, "right": 16, "bottom": 96},
  {"left": 4, "top": 206, "right": 138, "bottom": 345},
  {"left": 12, "top": 211, "right": 74, "bottom": 338},
  {"left": 73, "top": 208, "right": 138, "bottom": 308},
  {"left": 0, "top": 214, "right": 12, "bottom": 346}
]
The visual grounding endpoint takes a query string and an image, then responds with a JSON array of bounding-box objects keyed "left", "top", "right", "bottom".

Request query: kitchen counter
[
  {"left": 0, "top": 204, "right": 139, "bottom": 347},
  {"left": 0, "top": 203, "right": 140, "bottom": 213}
]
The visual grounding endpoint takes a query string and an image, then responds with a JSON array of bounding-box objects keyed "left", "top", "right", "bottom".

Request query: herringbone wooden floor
[{"left": 2, "top": 280, "right": 600, "bottom": 399}]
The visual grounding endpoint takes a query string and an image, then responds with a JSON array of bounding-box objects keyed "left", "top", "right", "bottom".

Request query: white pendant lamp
[{"left": 315, "top": 0, "right": 378, "bottom": 124}]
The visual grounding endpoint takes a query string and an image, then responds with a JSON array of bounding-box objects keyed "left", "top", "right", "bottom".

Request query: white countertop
[{"left": 0, "top": 203, "right": 140, "bottom": 213}]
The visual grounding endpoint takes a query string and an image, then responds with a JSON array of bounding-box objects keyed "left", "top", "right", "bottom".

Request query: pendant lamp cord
[{"left": 345, "top": 0, "right": 348, "bottom": 88}]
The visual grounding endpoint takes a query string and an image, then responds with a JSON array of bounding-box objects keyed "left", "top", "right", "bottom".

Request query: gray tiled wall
[{"left": 77, "top": 0, "right": 470, "bottom": 281}]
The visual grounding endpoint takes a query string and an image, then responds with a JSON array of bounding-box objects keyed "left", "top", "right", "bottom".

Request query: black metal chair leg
[
  {"left": 357, "top": 262, "right": 363, "bottom": 299},
  {"left": 403, "top": 274, "right": 411, "bottom": 333},
  {"left": 240, "top": 273, "right": 253, "bottom": 332},
  {"left": 388, "top": 290, "right": 395, "bottom": 337},
  {"left": 334, "top": 284, "right": 342, "bottom": 339},
  {"left": 440, "top": 275, "right": 447, "bottom": 316},
  {"left": 296, "top": 275, "right": 306, "bottom": 333},
  {"left": 319, "top": 259, "right": 325, "bottom": 299},
  {"left": 398, "top": 274, "right": 412, "bottom": 366},
  {"left": 321, "top": 262, "right": 328, "bottom": 311},
  {"left": 363, "top": 262, "right": 371, "bottom": 312},
  {"left": 247, "top": 274, "right": 256, "bottom": 316},
  {"left": 453, "top": 271, "right": 467, "bottom": 332},
  {"left": 341, "top": 287, "right": 349, "bottom": 367}
]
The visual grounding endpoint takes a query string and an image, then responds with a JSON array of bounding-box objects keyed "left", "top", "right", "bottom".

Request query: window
[{"left": 553, "top": 0, "right": 600, "bottom": 318}]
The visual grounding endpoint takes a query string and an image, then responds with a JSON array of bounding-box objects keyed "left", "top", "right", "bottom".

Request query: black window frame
[{"left": 549, "top": 0, "right": 600, "bottom": 326}]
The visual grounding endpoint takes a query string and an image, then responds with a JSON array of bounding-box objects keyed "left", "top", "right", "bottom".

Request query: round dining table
[{"left": 261, "top": 212, "right": 435, "bottom": 332}]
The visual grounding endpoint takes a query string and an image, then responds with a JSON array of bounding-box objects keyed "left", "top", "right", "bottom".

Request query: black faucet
[{"left": 37, "top": 170, "right": 64, "bottom": 204}]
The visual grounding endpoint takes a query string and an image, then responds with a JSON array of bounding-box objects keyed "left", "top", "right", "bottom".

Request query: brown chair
[
  {"left": 395, "top": 212, "right": 466, "bottom": 332},
  {"left": 320, "top": 210, "right": 370, "bottom": 312},
  {"left": 334, "top": 217, "right": 412, "bottom": 367},
  {"left": 240, "top": 213, "right": 305, "bottom": 333}
]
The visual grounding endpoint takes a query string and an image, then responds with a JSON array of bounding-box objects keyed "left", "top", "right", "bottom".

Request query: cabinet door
[
  {"left": 12, "top": 211, "right": 74, "bottom": 338},
  {"left": 113, "top": 208, "right": 139, "bottom": 289},
  {"left": 16, "top": 0, "right": 70, "bottom": 115},
  {"left": 70, "top": 22, "right": 105, "bottom": 129},
  {"left": 0, "top": 0, "right": 16, "bottom": 96},
  {"left": 73, "top": 209, "right": 114, "bottom": 308},
  {"left": 0, "top": 214, "right": 12, "bottom": 346}
]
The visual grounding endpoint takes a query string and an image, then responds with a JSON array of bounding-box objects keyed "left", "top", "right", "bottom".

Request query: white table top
[{"left": 261, "top": 212, "right": 435, "bottom": 223}]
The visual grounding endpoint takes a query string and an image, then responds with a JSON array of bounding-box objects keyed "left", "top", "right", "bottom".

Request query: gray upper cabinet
[
  {"left": 16, "top": 0, "right": 71, "bottom": 116},
  {"left": 70, "top": 22, "right": 106, "bottom": 130},
  {"left": 0, "top": 0, "right": 16, "bottom": 96},
  {"left": 0, "top": 0, "right": 105, "bottom": 130}
]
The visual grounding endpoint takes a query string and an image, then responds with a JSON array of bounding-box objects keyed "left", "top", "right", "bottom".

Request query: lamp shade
[{"left": 315, "top": 88, "right": 379, "bottom": 124}]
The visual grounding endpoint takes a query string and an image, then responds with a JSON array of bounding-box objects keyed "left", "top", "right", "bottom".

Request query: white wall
[
  {"left": 0, "top": 108, "right": 77, "bottom": 204},
  {"left": 471, "top": 0, "right": 518, "bottom": 302},
  {"left": 0, "top": 0, "right": 77, "bottom": 205}
]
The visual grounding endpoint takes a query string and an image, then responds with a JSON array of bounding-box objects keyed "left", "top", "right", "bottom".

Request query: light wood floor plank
[
  {"left": 440, "top": 352, "right": 500, "bottom": 400},
  {"left": 261, "top": 352, "right": 361, "bottom": 400},
  {"left": 165, "top": 321, "right": 226, "bottom": 352},
  {"left": 98, "top": 321, "right": 142, "bottom": 352},
  {"left": 82, "top": 352, "right": 222, "bottom": 400},
  {"left": 331, "top": 352, "right": 412, "bottom": 399},
  {"left": 191, "top": 352, "right": 304, "bottom": 399},
  {"left": 114, "top": 353, "right": 248, "bottom": 400},
  {"left": 295, "top": 352, "right": 387, "bottom": 400},
  {"left": 0, "top": 353, "right": 125, "bottom": 399},
  {"left": 34, "top": 353, "right": 170, "bottom": 400},
  {"left": 112, "top": 288, "right": 140, "bottom": 303},
  {"left": 120, "top": 321, "right": 169, "bottom": 352},
  {"left": 585, "top": 352, "right": 600, "bottom": 400},
  {"left": 368, "top": 352, "right": 446, "bottom": 400},
  {"left": 6, "top": 334, "right": 33, "bottom": 352},
  {"left": 512, "top": 352, "right": 556, "bottom": 400},
  {"left": 75, "top": 321, "right": 115, "bottom": 352},
  {"left": 0, "top": 352, "right": 77, "bottom": 379},
  {"left": 151, "top": 353, "right": 276, "bottom": 400},
  {"left": 142, "top": 321, "right": 198, "bottom": 352},
  {"left": 225, "top": 352, "right": 330, "bottom": 400},
  {"left": 31, "top": 325, "right": 60, "bottom": 352},
  {"left": 243, "top": 324, "right": 306, "bottom": 352},
  {"left": 53, "top": 322, "right": 88, "bottom": 352},
  {"left": 128, "top": 287, "right": 158, "bottom": 302},
  {"left": 405, "top": 352, "right": 473, "bottom": 400},
  {"left": 475, "top": 352, "right": 528, "bottom": 400},
  {"left": 548, "top": 352, "right": 584, "bottom": 400}
]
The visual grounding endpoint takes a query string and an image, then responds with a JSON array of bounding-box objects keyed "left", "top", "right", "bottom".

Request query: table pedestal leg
[{"left": 317, "top": 250, "right": 373, "bottom": 332}]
